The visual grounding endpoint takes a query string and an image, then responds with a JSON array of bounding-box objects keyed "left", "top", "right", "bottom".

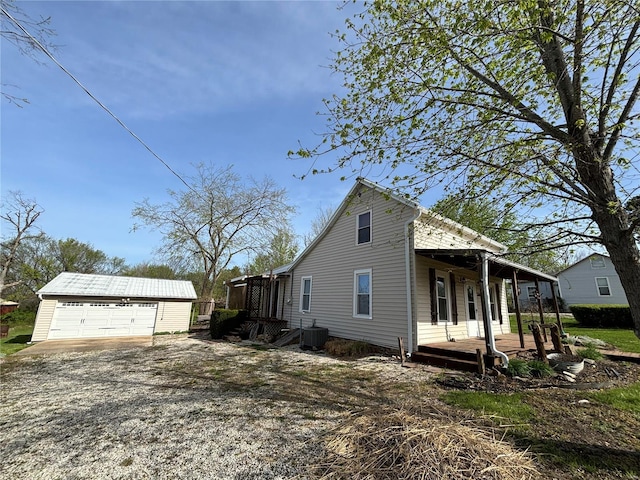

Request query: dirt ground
[{"left": 2, "top": 332, "right": 639, "bottom": 479}]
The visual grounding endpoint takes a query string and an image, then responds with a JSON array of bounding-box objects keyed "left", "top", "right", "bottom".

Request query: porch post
[
  {"left": 511, "top": 270, "right": 525, "bottom": 348},
  {"left": 534, "top": 278, "right": 547, "bottom": 342},
  {"left": 477, "top": 255, "right": 493, "bottom": 356},
  {"left": 549, "top": 281, "right": 564, "bottom": 334}
]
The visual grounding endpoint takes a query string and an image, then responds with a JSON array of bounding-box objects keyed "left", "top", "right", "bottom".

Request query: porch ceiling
[{"left": 415, "top": 249, "right": 557, "bottom": 283}]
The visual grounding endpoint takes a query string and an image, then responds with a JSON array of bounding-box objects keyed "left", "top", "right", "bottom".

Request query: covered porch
[{"left": 414, "top": 249, "right": 560, "bottom": 371}]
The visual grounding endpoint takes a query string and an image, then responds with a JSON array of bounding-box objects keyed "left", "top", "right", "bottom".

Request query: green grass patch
[
  {"left": 588, "top": 382, "right": 640, "bottom": 415},
  {"left": 509, "top": 314, "right": 640, "bottom": 353},
  {"left": 0, "top": 324, "right": 34, "bottom": 355},
  {"left": 440, "top": 391, "right": 534, "bottom": 424}
]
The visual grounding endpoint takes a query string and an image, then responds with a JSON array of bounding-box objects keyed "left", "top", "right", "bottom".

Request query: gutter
[
  {"left": 404, "top": 207, "right": 422, "bottom": 355},
  {"left": 479, "top": 251, "right": 509, "bottom": 367}
]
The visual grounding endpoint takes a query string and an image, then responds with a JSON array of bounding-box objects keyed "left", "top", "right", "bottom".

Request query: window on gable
[
  {"left": 595, "top": 277, "right": 611, "bottom": 296},
  {"left": 357, "top": 211, "right": 371, "bottom": 244},
  {"left": 300, "top": 277, "right": 312, "bottom": 312},
  {"left": 590, "top": 256, "right": 606, "bottom": 269},
  {"left": 354, "top": 269, "right": 372, "bottom": 317}
]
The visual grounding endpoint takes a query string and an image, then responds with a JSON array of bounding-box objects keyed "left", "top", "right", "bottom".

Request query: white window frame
[
  {"left": 489, "top": 284, "right": 498, "bottom": 322},
  {"left": 590, "top": 256, "right": 606, "bottom": 269},
  {"left": 356, "top": 211, "right": 372, "bottom": 245},
  {"left": 353, "top": 269, "right": 372, "bottom": 319},
  {"left": 300, "top": 276, "right": 312, "bottom": 312},
  {"left": 595, "top": 277, "right": 611, "bottom": 296},
  {"left": 435, "top": 271, "right": 450, "bottom": 324}
]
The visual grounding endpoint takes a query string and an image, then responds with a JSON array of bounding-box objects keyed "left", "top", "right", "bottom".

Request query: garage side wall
[
  {"left": 155, "top": 301, "right": 192, "bottom": 333},
  {"left": 32, "top": 298, "right": 57, "bottom": 341}
]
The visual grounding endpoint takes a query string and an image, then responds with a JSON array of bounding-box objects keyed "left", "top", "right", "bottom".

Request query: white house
[
  {"left": 556, "top": 253, "right": 629, "bottom": 306},
  {"left": 32, "top": 272, "right": 197, "bottom": 341},
  {"left": 230, "top": 178, "right": 556, "bottom": 359}
]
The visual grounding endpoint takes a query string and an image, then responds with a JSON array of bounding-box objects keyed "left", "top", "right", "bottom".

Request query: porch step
[
  {"left": 272, "top": 329, "right": 300, "bottom": 347},
  {"left": 411, "top": 351, "right": 480, "bottom": 373},
  {"left": 416, "top": 344, "right": 478, "bottom": 362}
]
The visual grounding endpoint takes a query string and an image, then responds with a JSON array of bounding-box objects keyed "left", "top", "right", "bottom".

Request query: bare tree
[
  {"left": 1, "top": 0, "right": 57, "bottom": 106},
  {"left": 0, "top": 191, "right": 43, "bottom": 295},
  {"left": 302, "top": 205, "right": 336, "bottom": 247},
  {"left": 132, "top": 163, "right": 295, "bottom": 311}
]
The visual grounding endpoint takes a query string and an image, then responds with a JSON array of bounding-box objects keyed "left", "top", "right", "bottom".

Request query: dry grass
[{"left": 314, "top": 407, "right": 539, "bottom": 480}]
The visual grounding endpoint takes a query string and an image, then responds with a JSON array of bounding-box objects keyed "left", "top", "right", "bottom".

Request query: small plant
[
  {"left": 527, "top": 360, "right": 555, "bottom": 378},
  {"left": 505, "top": 358, "right": 531, "bottom": 377},
  {"left": 577, "top": 343, "right": 604, "bottom": 361}
]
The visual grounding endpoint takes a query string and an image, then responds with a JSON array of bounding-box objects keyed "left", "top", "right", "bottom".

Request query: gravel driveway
[{"left": 1, "top": 334, "right": 435, "bottom": 479}]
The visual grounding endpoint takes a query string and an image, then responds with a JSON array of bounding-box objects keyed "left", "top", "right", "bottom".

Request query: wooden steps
[{"left": 411, "top": 344, "right": 499, "bottom": 372}]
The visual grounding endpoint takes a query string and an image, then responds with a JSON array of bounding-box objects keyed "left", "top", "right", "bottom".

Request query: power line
[{"left": 1, "top": 6, "right": 198, "bottom": 195}]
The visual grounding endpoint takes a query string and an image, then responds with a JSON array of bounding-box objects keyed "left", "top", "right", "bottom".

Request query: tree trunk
[{"left": 574, "top": 145, "right": 640, "bottom": 338}]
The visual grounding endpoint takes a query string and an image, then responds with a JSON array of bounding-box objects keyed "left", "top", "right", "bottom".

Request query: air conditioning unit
[{"left": 302, "top": 326, "right": 329, "bottom": 349}]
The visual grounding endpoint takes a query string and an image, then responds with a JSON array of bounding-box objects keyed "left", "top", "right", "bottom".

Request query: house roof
[
  {"left": 37, "top": 272, "right": 198, "bottom": 299},
  {"left": 416, "top": 249, "right": 558, "bottom": 282},
  {"left": 555, "top": 252, "right": 610, "bottom": 275},
  {"left": 288, "top": 178, "right": 507, "bottom": 270}
]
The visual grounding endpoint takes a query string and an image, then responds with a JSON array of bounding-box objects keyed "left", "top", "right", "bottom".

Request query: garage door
[{"left": 48, "top": 301, "right": 158, "bottom": 339}]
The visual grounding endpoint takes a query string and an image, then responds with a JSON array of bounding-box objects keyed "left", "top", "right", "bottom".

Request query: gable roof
[
  {"left": 288, "top": 177, "right": 506, "bottom": 270},
  {"left": 37, "top": 272, "right": 197, "bottom": 299},
  {"left": 555, "top": 252, "right": 611, "bottom": 275}
]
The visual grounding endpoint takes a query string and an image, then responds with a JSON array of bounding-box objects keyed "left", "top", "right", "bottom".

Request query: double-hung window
[
  {"left": 300, "top": 277, "right": 312, "bottom": 312},
  {"left": 595, "top": 277, "right": 611, "bottom": 296},
  {"left": 436, "top": 274, "right": 449, "bottom": 322},
  {"left": 357, "top": 211, "right": 371, "bottom": 245},
  {"left": 354, "top": 269, "right": 372, "bottom": 318}
]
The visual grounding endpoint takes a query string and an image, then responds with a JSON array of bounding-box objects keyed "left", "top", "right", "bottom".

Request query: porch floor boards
[{"left": 412, "top": 333, "right": 545, "bottom": 372}]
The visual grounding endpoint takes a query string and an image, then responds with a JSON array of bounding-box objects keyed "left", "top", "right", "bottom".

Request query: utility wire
[{"left": 1, "top": 6, "right": 198, "bottom": 195}]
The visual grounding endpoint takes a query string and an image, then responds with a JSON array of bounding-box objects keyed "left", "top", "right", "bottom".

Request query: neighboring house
[
  {"left": 556, "top": 254, "right": 629, "bottom": 307},
  {"left": 515, "top": 281, "right": 561, "bottom": 312},
  {"left": 228, "top": 178, "right": 556, "bottom": 354},
  {"left": 32, "top": 272, "right": 197, "bottom": 341}
]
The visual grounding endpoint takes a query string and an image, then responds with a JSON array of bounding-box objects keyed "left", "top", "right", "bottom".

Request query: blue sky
[{"left": 2, "top": 0, "right": 395, "bottom": 266}]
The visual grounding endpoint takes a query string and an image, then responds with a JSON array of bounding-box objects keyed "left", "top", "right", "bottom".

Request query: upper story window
[
  {"left": 590, "top": 256, "right": 606, "bottom": 269},
  {"left": 300, "top": 277, "right": 312, "bottom": 312},
  {"left": 357, "top": 211, "right": 371, "bottom": 245},
  {"left": 595, "top": 277, "right": 611, "bottom": 296}
]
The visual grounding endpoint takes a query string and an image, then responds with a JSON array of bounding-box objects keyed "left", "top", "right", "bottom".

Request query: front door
[{"left": 465, "top": 284, "right": 483, "bottom": 338}]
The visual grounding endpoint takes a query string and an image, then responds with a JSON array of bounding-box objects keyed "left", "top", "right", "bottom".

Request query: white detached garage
[{"left": 32, "top": 272, "right": 198, "bottom": 341}]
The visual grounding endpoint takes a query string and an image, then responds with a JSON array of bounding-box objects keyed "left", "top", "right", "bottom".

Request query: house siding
[
  {"left": 413, "top": 212, "right": 504, "bottom": 252},
  {"left": 155, "top": 301, "right": 192, "bottom": 333},
  {"left": 32, "top": 299, "right": 57, "bottom": 341},
  {"left": 415, "top": 256, "right": 510, "bottom": 345},
  {"left": 558, "top": 255, "right": 629, "bottom": 306},
  {"left": 290, "top": 184, "right": 416, "bottom": 349}
]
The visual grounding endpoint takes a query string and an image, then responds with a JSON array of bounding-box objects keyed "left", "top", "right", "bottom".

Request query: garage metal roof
[{"left": 38, "top": 272, "right": 198, "bottom": 299}]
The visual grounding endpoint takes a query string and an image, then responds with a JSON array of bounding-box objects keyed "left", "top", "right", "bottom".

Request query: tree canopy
[
  {"left": 132, "top": 163, "right": 295, "bottom": 302},
  {"left": 293, "top": 0, "right": 640, "bottom": 336}
]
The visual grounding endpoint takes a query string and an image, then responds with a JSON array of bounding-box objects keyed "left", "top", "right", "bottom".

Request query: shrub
[
  {"left": 209, "top": 309, "right": 246, "bottom": 339},
  {"left": 0, "top": 309, "right": 36, "bottom": 326},
  {"left": 325, "top": 338, "right": 372, "bottom": 357},
  {"left": 569, "top": 304, "right": 632, "bottom": 329}
]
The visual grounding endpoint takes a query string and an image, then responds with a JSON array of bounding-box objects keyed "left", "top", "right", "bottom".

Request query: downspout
[
  {"left": 404, "top": 208, "right": 422, "bottom": 355},
  {"left": 479, "top": 251, "right": 509, "bottom": 367}
]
